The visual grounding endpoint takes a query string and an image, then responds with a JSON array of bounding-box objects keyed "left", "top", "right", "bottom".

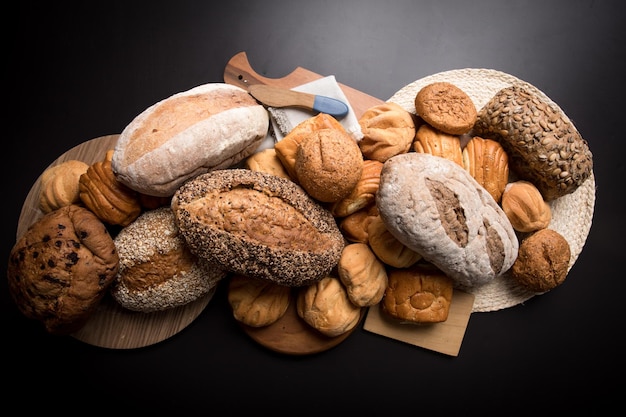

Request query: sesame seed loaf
[
  {"left": 171, "top": 169, "right": 346, "bottom": 287},
  {"left": 472, "top": 85, "right": 593, "bottom": 201},
  {"left": 111, "top": 207, "right": 227, "bottom": 312}
]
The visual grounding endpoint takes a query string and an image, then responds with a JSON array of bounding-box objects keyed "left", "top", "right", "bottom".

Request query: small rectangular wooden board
[{"left": 363, "top": 290, "right": 475, "bottom": 357}]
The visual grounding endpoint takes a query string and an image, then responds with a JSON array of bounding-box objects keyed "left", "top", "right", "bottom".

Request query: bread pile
[{"left": 8, "top": 78, "right": 592, "bottom": 337}]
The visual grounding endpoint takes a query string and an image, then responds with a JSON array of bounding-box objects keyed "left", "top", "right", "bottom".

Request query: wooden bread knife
[{"left": 248, "top": 84, "right": 349, "bottom": 118}]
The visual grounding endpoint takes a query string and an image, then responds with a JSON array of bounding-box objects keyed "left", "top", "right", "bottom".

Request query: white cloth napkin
[{"left": 256, "top": 76, "right": 362, "bottom": 151}]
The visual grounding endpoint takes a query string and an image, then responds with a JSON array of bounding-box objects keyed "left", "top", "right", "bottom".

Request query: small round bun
[
  {"left": 111, "top": 207, "right": 227, "bottom": 312},
  {"left": 295, "top": 128, "right": 363, "bottom": 203},
  {"left": 510, "top": 228, "right": 571, "bottom": 293},
  {"left": 414, "top": 82, "right": 477, "bottom": 135},
  {"left": 8, "top": 205, "right": 119, "bottom": 334}
]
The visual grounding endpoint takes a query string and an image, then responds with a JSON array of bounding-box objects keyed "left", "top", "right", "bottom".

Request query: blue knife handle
[{"left": 312, "top": 96, "right": 350, "bottom": 119}]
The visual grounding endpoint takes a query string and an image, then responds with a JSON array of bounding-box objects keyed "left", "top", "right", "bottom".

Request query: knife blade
[{"left": 248, "top": 84, "right": 349, "bottom": 118}]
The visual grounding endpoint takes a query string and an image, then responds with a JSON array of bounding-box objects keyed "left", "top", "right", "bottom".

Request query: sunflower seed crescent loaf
[
  {"left": 376, "top": 152, "right": 519, "bottom": 288},
  {"left": 472, "top": 85, "right": 593, "bottom": 201}
]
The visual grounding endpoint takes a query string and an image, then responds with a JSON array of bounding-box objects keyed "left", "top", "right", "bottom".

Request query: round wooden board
[
  {"left": 16, "top": 135, "right": 214, "bottom": 349},
  {"left": 238, "top": 288, "right": 366, "bottom": 355}
]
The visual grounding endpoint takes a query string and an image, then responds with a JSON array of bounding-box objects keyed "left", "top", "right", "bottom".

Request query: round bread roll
[
  {"left": 414, "top": 82, "right": 477, "bottom": 135},
  {"left": 376, "top": 152, "right": 518, "bottom": 288},
  {"left": 358, "top": 102, "right": 416, "bottom": 162},
  {"left": 7, "top": 205, "right": 119, "bottom": 334},
  {"left": 111, "top": 83, "right": 269, "bottom": 197},
  {"left": 295, "top": 128, "right": 363, "bottom": 203},
  {"left": 510, "top": 228, "right": 571, "bottom": 292},
  {"left": 296, "top": 276, "right": 362, "bottom": 337},
  {"left": 39, "top": 160, "right": 89, "bottom": 213},
  {"left": 171, "top": 169, "right": 345, "bottom": 287},
  {"left": 227, "top": 274, "right": 291, "bottom": 327},
  {"left": 111, "top": 207, "right": 226, "bottom": 312}
]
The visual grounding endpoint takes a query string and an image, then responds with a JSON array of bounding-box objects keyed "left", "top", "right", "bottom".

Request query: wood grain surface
[{"left": 16, "top": 134, "right": 215, "bottom": 349}]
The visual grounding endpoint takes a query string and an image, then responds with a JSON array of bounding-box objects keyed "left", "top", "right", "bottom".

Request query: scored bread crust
[
  {"left": 112, "top": 83, "right": 269, "bottom": 197},
  {"left": 171, "top": 169, "right": 346, "bottom": 287}
]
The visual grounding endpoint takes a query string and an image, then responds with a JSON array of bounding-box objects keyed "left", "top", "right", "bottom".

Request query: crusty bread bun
[
  {"left": 39, "top": 160, "right": 89, "bottom": 213},
  {"left": 111, "top": 83, "right": 269, "bottom": 197},
  {"left": 414, "top": 82, "right": 477, "bottom": 135},
  {"left": 110, "top": 207, "right": 227, "bottom": 312},
  {"left": 295, "top": 128, "right": 363, "bottom": 203},
  {"left": 7, "top": 205, "right": 119, "bottom": 334},
  {"left": 358, "top": 102, "right": 416, "bottom": 162},
  {"left": 171, "top": 169, "right": 345, "bottom": 287},
  {"left": 227, "top": 274, "right": 292, "bottom": 327}
]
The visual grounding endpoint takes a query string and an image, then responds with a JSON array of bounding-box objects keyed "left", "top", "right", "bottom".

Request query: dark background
[{"left": 6, "top": 1, "right": 624, "bottom": 414}]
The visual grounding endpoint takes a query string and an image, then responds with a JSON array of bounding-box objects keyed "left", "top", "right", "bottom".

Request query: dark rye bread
[{"left": 171, "top": 169, "right": 345, "bottom": 287}]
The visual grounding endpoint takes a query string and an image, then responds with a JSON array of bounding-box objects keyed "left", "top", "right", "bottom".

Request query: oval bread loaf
[
  {"left": 171, "top": 169, "right": 345, "bottom": 287},
  {"left": 376, "top": 152, "right": 519, "bottom": 288},
  {"left": 111, "top": 83, "right": 269, "bottom": 197}
]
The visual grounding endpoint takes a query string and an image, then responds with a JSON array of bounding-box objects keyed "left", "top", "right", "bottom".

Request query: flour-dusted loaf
[
  {"left": 7, "top": 205, "right": 119, "bottom": 334},
  {"left": 111, "top": 83, "right": 269, "bottom": 197},
  {"left": 171, "top": 169, "right": 345, "bottom": 287},
  {"left": 376, "top": 152, "right": 519, "bottom": 288}
]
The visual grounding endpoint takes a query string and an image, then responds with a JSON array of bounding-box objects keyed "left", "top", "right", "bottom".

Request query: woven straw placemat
[{"left": 388, "top": 69, "right": 596, "bottom": 312}]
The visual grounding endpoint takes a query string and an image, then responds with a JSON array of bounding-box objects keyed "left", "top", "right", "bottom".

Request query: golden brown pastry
[
  {"left": 294, "top": 128, "right": 363, "bottom": 203},
  {"left": 367, "top": 215, "right": 422, "bottom": 268},
  {"left": 358, "top": 102, "right": 416, "bottom": 162},
  {"left": 7, "top": 205, "right": 119, "bottom": 334},
  {"left": 414, "top": 82, "right": 477, "bottom": 135},
  {"left": 501, "top": 180, "right": 552, "bottom": 233},
  {"left": 462, "top": 136, "right": 509, "bottom": 203},
  {"left": 330, "top": 159, "right": 383, "bottom": 218},
  {"left": 338, "top": 204, "right": 379, "bottom": 244},
  {"left": 227, "top": 274, "right": 291, "bottom": 327},
  {"left": 79, "top": 150, "right": 142, "bottom": 227},
  {"left": 337, "top": 243, "right": 388, "bottom": 307},
  {"left": 413, "top": 124, "right": 463, "bottom": 166},
  {"left": 381, "top": 264, "right": 454, "bottom": 324},
  {"left": 245, "top": 148, "right": 291, "bottom": 180},
  {"left": 274, "top": 113, "right": 346, "bottom": 181},
  {"left": 510, "top": 228, "right": 570, "bottom": 292},
  {"left": 39, "top": 160, "right": 89, "bottom": 213},
  {"left": 296, "top": 276, "right": 362, "bottom": 337}
]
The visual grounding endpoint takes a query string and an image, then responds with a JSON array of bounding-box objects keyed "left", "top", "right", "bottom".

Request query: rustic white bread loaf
[
  {"left": 376, "top": 152, "right": 519, "bottom": 288},
  {"left": 111, "top": 83, "right": 269, "bottom": 197}
]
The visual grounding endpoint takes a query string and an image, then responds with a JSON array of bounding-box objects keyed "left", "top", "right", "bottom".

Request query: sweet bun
[
  {"left": 376, "top": 152, "right": 518, "bottom": 288},
  {"left": 296, "top": 276, "right": 361, "bottom": 337},
  {"left": 227, "top": 274, "right": 291, "bottom": 327},
  {"left": 358, "top": 102, "right": 416, "bottom": 162},
  {"left": 381, "top": 264, "right": 454, "bottom": 324},
  {"left": 110, "top": 207, "right": 226, "bottom": 312},
  {"left": 171, "top": 169, "right": 345, "bottom": 287},
  {"left": 294, "top": 128, "right": 363, "bottom": 203},
  {"left": 111, "top": 83, "right": 269, "bottom": 197},
  {"left": 7, "top": 205, "right": 119, "bottom": 334},
  {"left": 39, "top": 160, "right": 89, "bottom": 213}
]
